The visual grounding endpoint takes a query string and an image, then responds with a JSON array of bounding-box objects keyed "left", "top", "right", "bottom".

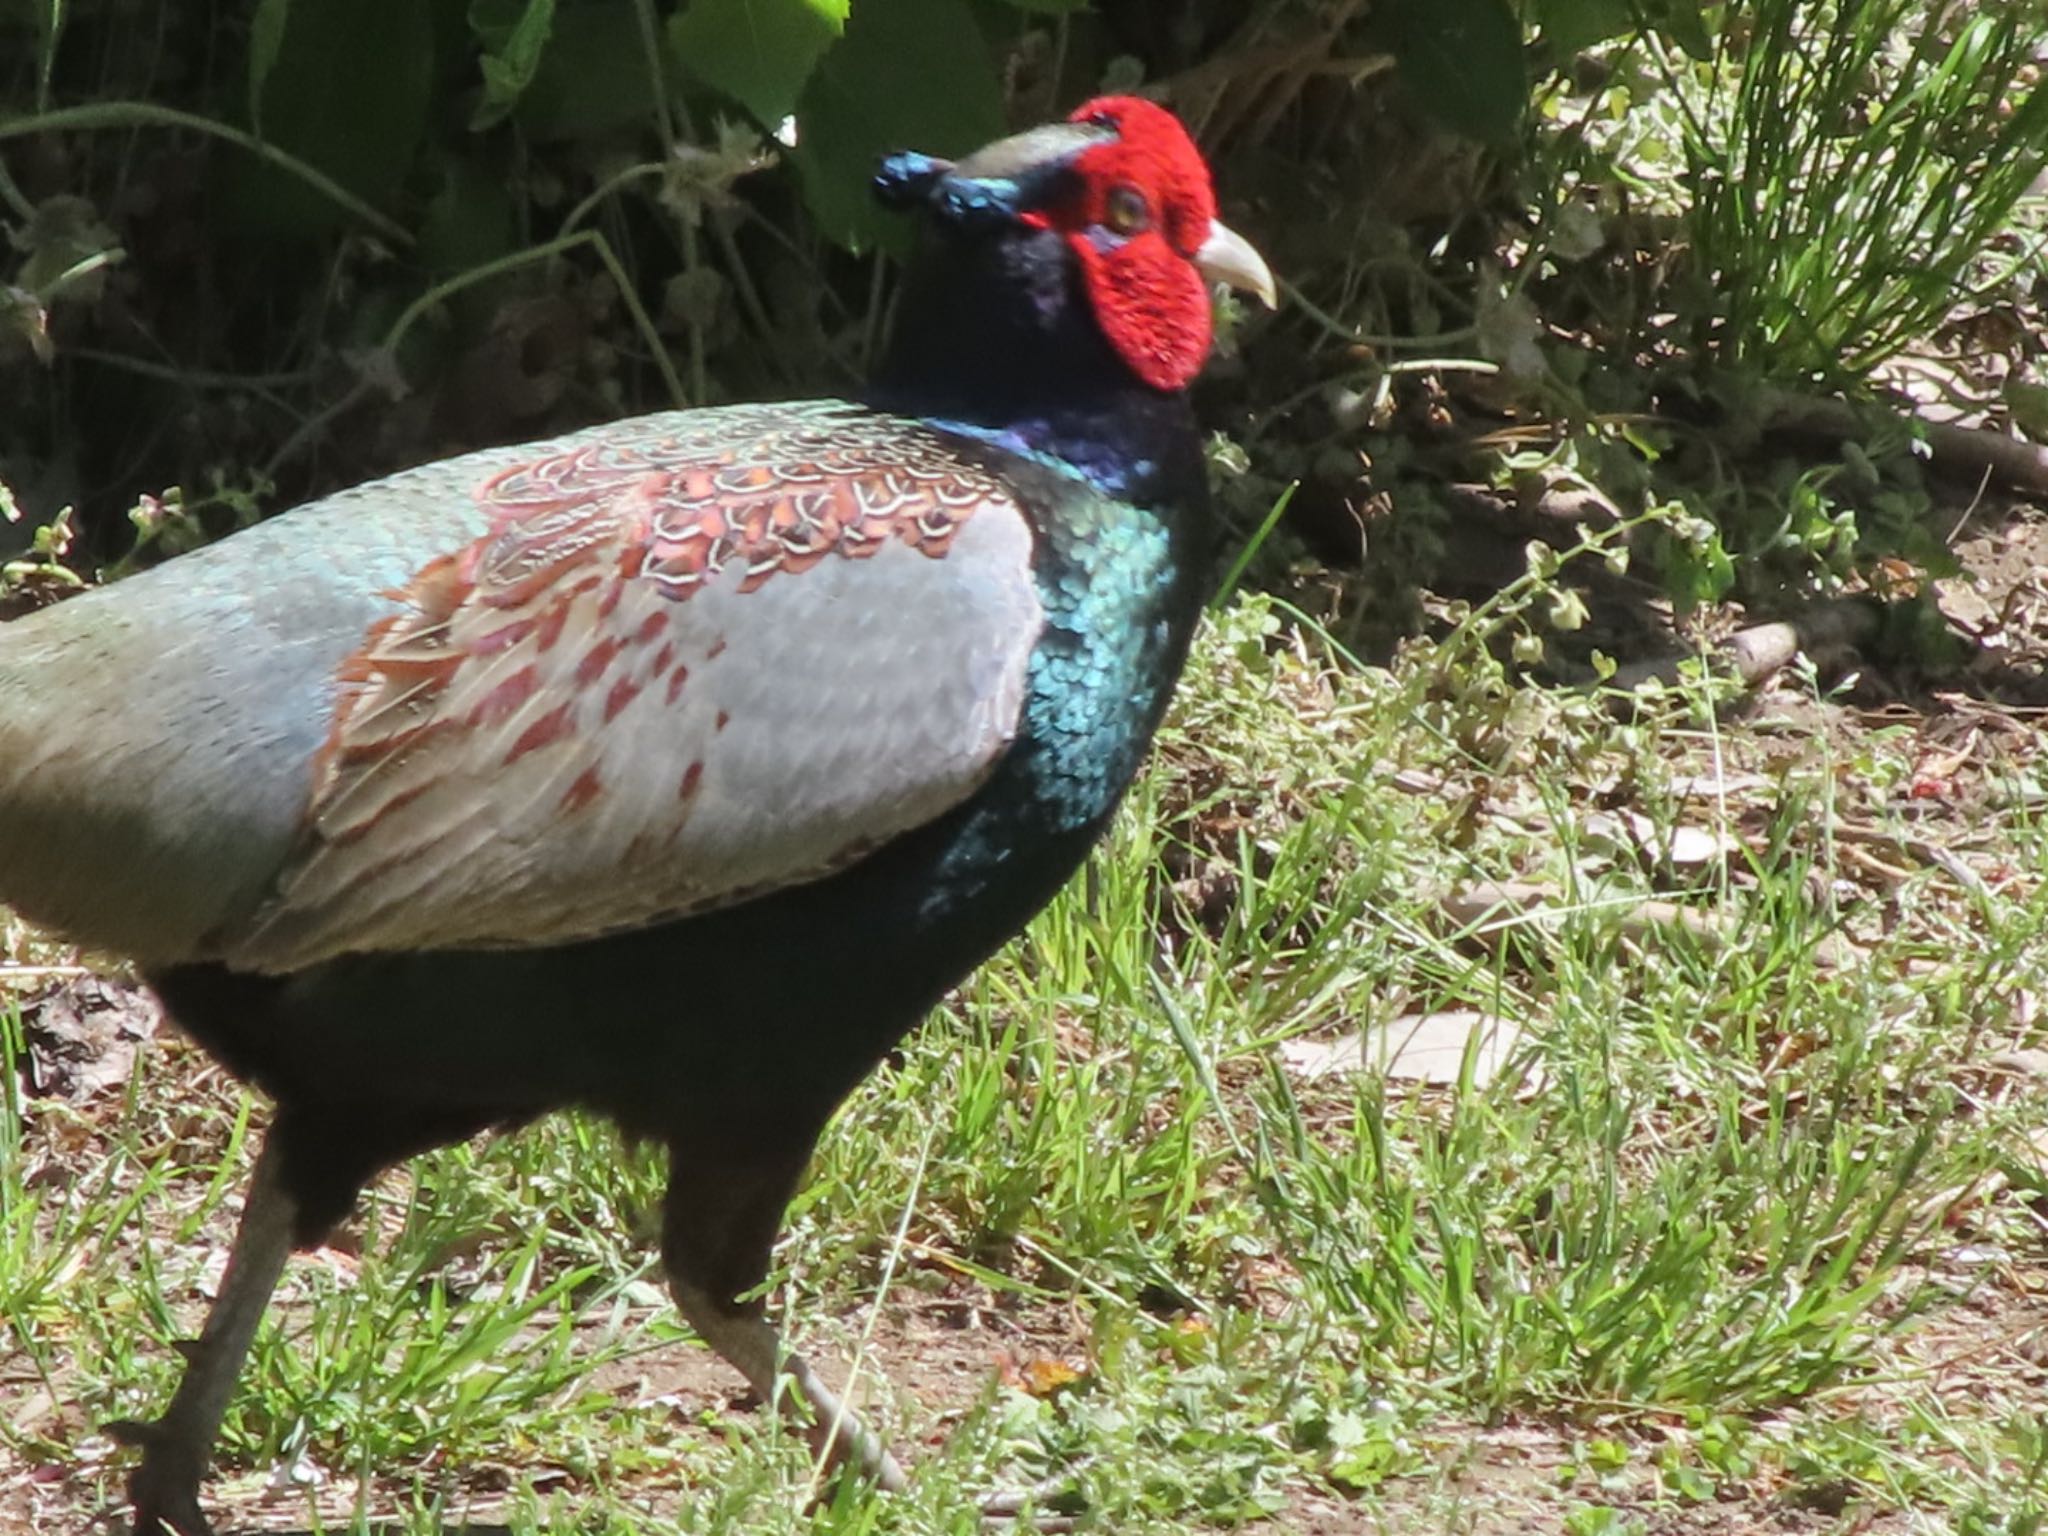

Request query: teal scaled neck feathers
[{"left": 866, "top": 173, "right": 1214, "bottom": 910}]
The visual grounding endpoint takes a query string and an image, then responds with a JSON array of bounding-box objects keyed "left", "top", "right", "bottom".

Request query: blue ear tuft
[
  {"left": 873, "top": 152, "right": 954, "bottom": 210},
  {"left": 875, "top": 152, "right": 1028, "bottom": 230},
  {"left": 937, "top": 179, "right": 1021, "bottom": 227}
]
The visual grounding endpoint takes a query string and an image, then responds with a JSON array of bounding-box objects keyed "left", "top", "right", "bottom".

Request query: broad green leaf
[
  {"left": 2004, "top": 380, "right": 2048, "bottom": 444},
  {"left": 669, "top": 0, "right": 848, "bottom": 129},
  {"left": 469, "top": 0, "right": 558, "bottom": 130},
  {"left": 1663, "top": 513, "right": 1733, "bottom": 611},
  {"left": 792, "top": 0, "right": 1004, "bottom": 249},
  {"left": 228, "top": 0, "right": 433, "bottom": 235},
  {"left": 418, "top": 153, "right": 519, "bottom": 273},
  {"left": 1534, "top": 0, "right": 1632, "bottom": 56},
  {"left": 1374, "top": 0, "right": 1526, "bottom": 143},
  {"left": 248, "top": 0, "right": 291, "bottom": 130},
  {"left": 515, "top": 1, "right": 663, "bottom": 142}
]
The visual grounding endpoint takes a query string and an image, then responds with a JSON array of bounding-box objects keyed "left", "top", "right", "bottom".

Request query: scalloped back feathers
[{"left": 0, "top": 404, "right": 1049, "bottom": 969}]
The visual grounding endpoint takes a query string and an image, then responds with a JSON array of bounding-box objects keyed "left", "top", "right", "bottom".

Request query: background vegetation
[
  {"left": 2, "top": 0, "right": 2045, "bottom": 626},
  {"left": 5, "top": 1, "right": 2048, "bottom": 1532}
]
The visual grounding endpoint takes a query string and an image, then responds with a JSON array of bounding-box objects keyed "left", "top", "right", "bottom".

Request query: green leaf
[
  {"left": 1534, "top": 0, "right": 1632, "bottom": 56},
  {"left": 514, "top": 1, "right": 662, "bottom": 142},
  {"left": 417, "top": 153, "right": 519, "bottom": 273},
  {"left": 792, "top": 0, "right": 1004, "bottom": 249},
  {"left": 469, "top": 0, "right": 558, "bottom": 130},
  {"left": 2007, "top": 380, "right": 2048, "bottom": 444},
  {"left": 1665, "top": 519, "right": 1733, "bottom": 611},
  {"left": 228, "top": 0, "right": 432, "bottom": 239},
  {"left": 669, "top": 0, "right": 848, "bottom": 129},
  {"left": 247, "top": 0, "right": 292, "bottom": 130},
  {"left": 1374, "top": 0, "right": 1526, "bottom": 143}
]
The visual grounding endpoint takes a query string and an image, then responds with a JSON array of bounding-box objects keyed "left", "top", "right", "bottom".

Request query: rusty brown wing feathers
[{"left": 223, "top": 402, "right": 1045, "bottom": 971}]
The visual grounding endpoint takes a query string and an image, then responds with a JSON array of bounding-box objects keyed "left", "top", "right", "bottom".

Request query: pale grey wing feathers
[
  {"left": 0, "top": 404, "right": 1043, "bottom": 972},
  {"left": 220, "top": 404, "right": 1044, "bottom": 971},
  {"left": 0, "top": 464, "right": 491, "bottom": 964}
]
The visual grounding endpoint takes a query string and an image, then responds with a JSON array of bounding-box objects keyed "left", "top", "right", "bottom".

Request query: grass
[
  {"left": 1666, "top": 0, "right": 2048, "bottom": 381},
  {"left": 5, "top": 568, "right": 2048, "bottom": 1534}
]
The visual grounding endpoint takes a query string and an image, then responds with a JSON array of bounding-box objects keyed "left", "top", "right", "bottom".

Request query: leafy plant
[{"left": 1669, "top": 0, "right": 2048, "bottom": 380}]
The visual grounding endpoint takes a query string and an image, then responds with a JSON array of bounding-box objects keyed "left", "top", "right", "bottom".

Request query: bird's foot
[
  {"left": 979, "top": 1468, "right": 1088, "bottom": 1529},
  {"left": 804, "top": 1412, "right": 909, "bottom": 1495},
  {"left": 107, "top": 1416, "right": 214, "bottom": 1536},
  {"left": 980, "top": 1497, "right": 1080, "bottom": 1531}
]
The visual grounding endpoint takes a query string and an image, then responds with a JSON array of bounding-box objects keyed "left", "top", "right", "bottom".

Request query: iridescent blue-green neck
[
  {"left": 893, "top": 431, "right": 1209, "bottom": 941},
  {"left": 867, "top": 219, "right": 1204, "bottom": 510},
  {"left": 857, "top": 197, "right": 1214, "bottom": 1006}
]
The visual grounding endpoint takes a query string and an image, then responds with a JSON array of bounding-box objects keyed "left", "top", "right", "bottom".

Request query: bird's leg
[
  {"left": 111, "top": 1134, "right": 297, "bottom": 1536},
  {"left": 666, "top": 1276, "right": 909, "bottom": 1493},
  {"left": 661, "top": 1140, "right": 908, "bottom": 1493}
]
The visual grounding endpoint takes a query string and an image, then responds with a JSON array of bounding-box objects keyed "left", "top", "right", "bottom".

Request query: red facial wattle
[{"left": 1037, "top": 96, "right": 1222, "bottom": 393}]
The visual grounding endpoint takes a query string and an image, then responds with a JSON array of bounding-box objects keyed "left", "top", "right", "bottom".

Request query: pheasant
[{"left": 0, "top": 96, "right": 1273, "bottom": 1532}]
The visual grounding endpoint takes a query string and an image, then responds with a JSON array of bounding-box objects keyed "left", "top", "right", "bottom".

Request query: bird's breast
[{"left": 1018, "top": 496, "right": 1181, "bottom": 832}]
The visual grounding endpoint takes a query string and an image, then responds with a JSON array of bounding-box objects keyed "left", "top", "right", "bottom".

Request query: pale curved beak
[{"left": 1196, "top": 219, "right": 1278, "bottom": 309}]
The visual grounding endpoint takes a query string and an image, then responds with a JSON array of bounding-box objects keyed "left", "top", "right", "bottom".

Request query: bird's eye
[{"left": 1104, "top": 184, "right": 1150, "bottom": 236}]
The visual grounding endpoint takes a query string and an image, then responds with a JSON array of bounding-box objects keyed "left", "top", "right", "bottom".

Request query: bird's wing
[{"left": 224, "top": 402, "right": 1043, "bottom": 972}]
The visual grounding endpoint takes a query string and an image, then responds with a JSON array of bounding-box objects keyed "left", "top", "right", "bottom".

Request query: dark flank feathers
[{"left": 0, "top": 96, "right": 1274, "bottom": 1531}]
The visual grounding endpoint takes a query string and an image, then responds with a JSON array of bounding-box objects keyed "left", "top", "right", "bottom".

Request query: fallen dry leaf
[
  {"left": 21, "top": 976, "right": 161, "bottom": 1101},
  {"left": 997, "top": 1354, "right": 1087, "bottom": 1397},
  {"left": 1280, "top": 1010, "right": 1532, "bottom": 1089}
]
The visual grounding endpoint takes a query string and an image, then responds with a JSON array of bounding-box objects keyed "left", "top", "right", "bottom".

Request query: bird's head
[{"left": 874, "top": 96, "right": 1275, "bottom": 396}]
